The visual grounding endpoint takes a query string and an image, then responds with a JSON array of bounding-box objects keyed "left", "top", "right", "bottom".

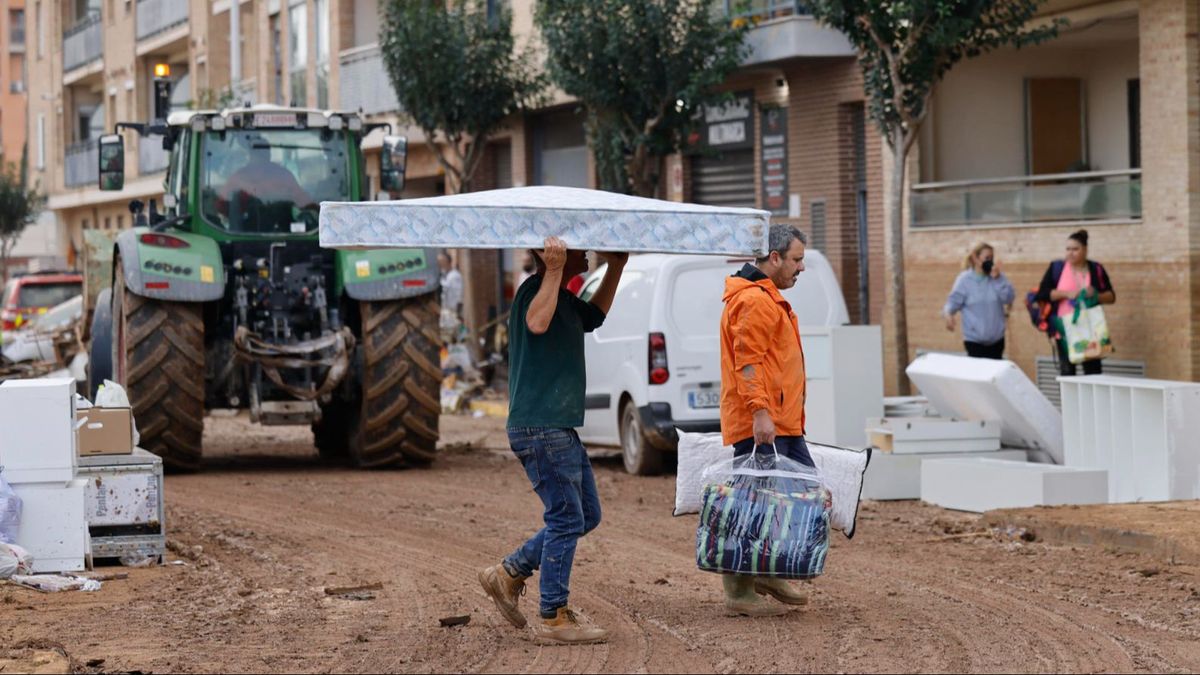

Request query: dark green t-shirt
[{"left": 507, "top": 274, "right": 606, "bottom": 429}]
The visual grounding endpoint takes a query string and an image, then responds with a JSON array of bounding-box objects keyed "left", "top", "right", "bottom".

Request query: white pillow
[{"left": 673, "top": 430, "right": 872, "bottom": 538}]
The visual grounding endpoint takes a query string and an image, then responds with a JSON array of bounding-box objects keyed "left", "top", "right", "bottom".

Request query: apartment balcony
[
  {"left": 63, "top": 13, "right": 102, "bottom": 72},
  {"left": 720, "top": 0, "right": 855, "bottom": 65},
  {"left": 338, "top": 44, "right": 400, "bottom": 116},
  {"left": 136, "top": 0, "right": 189, "bottom": 42},
  {"left": 65, "top": 140, "right": 99, "bottom": 188},
  {"left": 139, "top": 137, "right": 169, "bottom": 175},
  {"left": 910, "top": 170, "right": 1142, "bottom": 229}
]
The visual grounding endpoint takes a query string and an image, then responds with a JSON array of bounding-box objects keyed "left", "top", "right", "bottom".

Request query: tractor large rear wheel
[
  {"left": 313, "top": 296, "right": 441, "bottom": 467},
  {"left": 112, "top": 259, "right": 205, "bottom": 470}
]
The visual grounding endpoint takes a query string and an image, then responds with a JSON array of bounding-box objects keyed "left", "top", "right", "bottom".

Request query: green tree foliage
[
  {"left": 380, "top": 0, "right": 546, "bottom": 192},
  {"left": 536, "top": 0, "right": 750, "bottom": 196},
  {"left": 0, "top": 157, "right": 46, "bottom": 281},
  {"left": 807, "top": 0, "right": 1061, "bottom": 391}
]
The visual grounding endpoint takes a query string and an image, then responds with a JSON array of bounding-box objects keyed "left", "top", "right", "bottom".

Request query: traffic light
[{"left": 153, "top": 63, "right": 172, "bottom": 123}]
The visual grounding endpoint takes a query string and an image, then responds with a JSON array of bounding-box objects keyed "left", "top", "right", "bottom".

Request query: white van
[{"left": 578, "top": 251, "right": 850, "bottom": 474}]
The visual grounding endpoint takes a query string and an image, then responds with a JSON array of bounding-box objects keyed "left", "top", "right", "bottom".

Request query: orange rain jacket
[{"left": 719, "top": 264, "right": 807, "bottom": 446}]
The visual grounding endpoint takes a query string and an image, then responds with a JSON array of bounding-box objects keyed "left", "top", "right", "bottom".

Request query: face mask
[{"left": 981, "top": 260, "right": 994, "bottom": 275}]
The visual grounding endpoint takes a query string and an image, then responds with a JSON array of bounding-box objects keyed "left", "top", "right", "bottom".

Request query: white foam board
[
  {"left": 0, "top": 378, "right": 78, "bottom": 483},
  {"left": 1060, "top": 376, "right": 1200, "bottom": 502},
  {"left": 920, "top": 458, "right": 1108, "bottom": 513},
  {"left": 906, "top": 354, "right": 1063, "bottom": 462},
  {"left": 862, "top": 449, "right": 1027, "bottom": 500},
  {"left": 13, "top": 479, "right": 89, "bottom": 573}
]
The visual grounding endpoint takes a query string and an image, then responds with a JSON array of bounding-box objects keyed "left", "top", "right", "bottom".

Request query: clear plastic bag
[
  {"left": 0, "top": 471, "right": 21, "bottom": 545},
  {"left": 696, "top": 445, "right": 832, "bottom": 579},
  {"left": 0, "top": 542, "right": 33, "bottom": 579}
]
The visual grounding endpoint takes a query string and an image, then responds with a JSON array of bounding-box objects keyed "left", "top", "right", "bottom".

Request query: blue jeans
[
  {"left": 503, "top": 428, "right": 602, "bottom": 618},
  {"left": 732, "top": 435, "right": 815, "bottom": 468}
]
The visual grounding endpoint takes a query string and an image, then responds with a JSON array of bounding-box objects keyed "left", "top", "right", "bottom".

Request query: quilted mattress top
[{"left": 319, "top": 186, "right": 771, "bottom": 256}]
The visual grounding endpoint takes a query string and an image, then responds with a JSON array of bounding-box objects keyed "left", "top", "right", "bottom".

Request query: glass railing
[
  {"left": 911, "top": 170, "right": 1142, "bottom": 228},
  {"left": 136, "top": 0, "right": 189, "bottom": 42},
  {"left": 63, "top": 12, "right": 102, "bottom": 72},
  {"left": 65, "top": 139, "right": 99, "bottom": 188},
  {"left": 721, "top": 0, "right": 810, "bottom": 21},
  {"left": 338, "top": 44, "right": 401, "bottom": 115},
  {"left": 10, "top": 27, "right": 25, "bottom": 47},
  {"left": 139, "top": 136, "right": 169, "bottom": 175}
]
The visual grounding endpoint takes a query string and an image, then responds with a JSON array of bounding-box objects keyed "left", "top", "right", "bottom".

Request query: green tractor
[{"left": 88, "top": 78, "right": 441, "bottom": 471}]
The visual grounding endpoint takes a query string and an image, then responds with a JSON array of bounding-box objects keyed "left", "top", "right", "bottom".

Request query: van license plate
[{"left": 688, "top": 390, "right": 720, "bottom": 409}]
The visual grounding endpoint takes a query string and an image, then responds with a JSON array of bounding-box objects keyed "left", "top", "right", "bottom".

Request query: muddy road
[{"left": 5, "top": 412, "right": 1200, "bottom": 673}]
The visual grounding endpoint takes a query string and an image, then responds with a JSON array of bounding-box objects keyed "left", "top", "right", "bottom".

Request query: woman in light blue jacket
[{"left": 943, "top": 243, "right": 1015, "bottom": 359}]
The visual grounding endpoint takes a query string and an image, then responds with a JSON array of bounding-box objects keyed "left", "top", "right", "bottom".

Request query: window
[
  {"left": 35, "top": 2, "right": 42, "bottom": 58},
  {"left": 10, "top": 9, "right": 25, "bottom": 46},
  {"left": 288, "top": 1, "right": 307, "bottom": 106},
  {"left": 271, "top": 14, "right": 283, "bottom": 105},
  {"left": 1128, "top": 79, "right": 1140, "bottom": 170},
  {"left": 315, "top": 0, "right": 329, "bottom": 108},
  {"left": 104, "top": 216, "right": 112, "bottom": 229},
  {"left": 118, "top": 214, "right": 125, "bottom": 229},
  {"left": 36, "top": 114, "right": 44, "bottom": 169}
]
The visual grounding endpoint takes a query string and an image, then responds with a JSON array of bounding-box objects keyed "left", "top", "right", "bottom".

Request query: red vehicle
[{"left": 1, "top": 272, "right": 84, "bottom": 331}]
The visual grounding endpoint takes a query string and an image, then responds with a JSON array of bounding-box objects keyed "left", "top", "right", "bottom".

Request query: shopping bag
[
  {"left": 695, "top": 446, "right": 831, "bottom": 579},
  {"left": 1063, "top": 295, "right": 1114, "bottom": 365}
]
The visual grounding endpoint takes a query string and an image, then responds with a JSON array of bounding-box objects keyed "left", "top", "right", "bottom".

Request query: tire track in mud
[{"left": 125, "top": 416, "right": 1200, "bottom": 674}]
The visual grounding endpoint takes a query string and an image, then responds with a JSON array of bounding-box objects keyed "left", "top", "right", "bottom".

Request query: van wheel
[{"left": 620, "top": 400, "right": 663, "bottom": 476}]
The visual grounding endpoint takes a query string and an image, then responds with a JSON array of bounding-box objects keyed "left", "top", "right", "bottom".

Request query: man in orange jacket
[{"left": 718, "top": 223, "right": 812, "bottom": 617}]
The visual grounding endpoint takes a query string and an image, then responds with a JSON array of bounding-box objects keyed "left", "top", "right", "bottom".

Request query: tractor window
[{"left": 199, "top": 128, "right": 349, "bottom": 234}]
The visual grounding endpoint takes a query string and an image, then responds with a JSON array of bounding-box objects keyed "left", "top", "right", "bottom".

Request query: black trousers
[
  {"left": 965, "top": 339, "right": 1005, "bottom": 360},
  {"left": 1056, "top": 338, "right": 1103, "bottom": 376}
]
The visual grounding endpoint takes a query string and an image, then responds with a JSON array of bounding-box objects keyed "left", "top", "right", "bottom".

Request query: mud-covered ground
[{"left": 4, "top": 412, "right": 1200, "bottom": 673}]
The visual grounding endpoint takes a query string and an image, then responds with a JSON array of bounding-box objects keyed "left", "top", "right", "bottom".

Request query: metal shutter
[
  {"left": 692, "top": 149, "right": 755, "bottom": 208},
  {"left": 1035, "top": 356, "right": 1145, "bottom": 409}
]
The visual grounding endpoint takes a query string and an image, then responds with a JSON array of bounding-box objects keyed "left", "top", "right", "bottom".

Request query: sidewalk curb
[{"left": 983, "top": 509, "right": 1200, "bottom": 566}]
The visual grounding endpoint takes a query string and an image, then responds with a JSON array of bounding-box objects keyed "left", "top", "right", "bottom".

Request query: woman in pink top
[{"left": 1035, "top": 230, "right": 1116, "bottom": 376}]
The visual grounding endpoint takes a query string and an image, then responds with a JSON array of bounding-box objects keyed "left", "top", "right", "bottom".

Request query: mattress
[
  {"left": 319, "top": 186, "right": 771, "bottom": 256},
  {"left": 906, "top": 353, "right": 1064, "bottom": 463}
]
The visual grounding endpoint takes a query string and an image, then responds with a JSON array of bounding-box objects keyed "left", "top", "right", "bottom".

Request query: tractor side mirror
[
  {"left": 98, "top": 134, "right": 125, "bottom": 191},
  {"left": 380, "top": 136, "right": 408, "bottom": 195}
]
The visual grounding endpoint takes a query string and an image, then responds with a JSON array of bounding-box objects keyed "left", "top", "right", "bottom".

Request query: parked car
[
  {"left": 1, "top": 271, "right": 84, "bottom": 332},
  {"left": 577, "top": 251, "right": 849, "bottom": 474},
  {"left": 2, "top": 294, "right": 84, "bottom": 364}
]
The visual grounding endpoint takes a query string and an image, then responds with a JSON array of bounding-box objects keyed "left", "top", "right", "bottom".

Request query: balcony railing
[
  {"left": 139, "top": 137, "right": 169, "bottom": 175},
  {"left": 10, "top": 27, "right": 25, "bottom": 47},
  {"left": 338, "top": 44, "right": 400, "bottom": 115},
  {"left": 63, "top": 13, "right": 102, "bottom": 72},
  {"left": 911, "top": 169, "right": 1143, "bottom": 229},
  {"left": 722, "top": 0, "right": 810, "bottom": 21},
  {"left": 136, "top": 0, "right": 189, "bottom": 42},
  {"left": 65, "top": 139, "right": 99, "bottom": 188}
]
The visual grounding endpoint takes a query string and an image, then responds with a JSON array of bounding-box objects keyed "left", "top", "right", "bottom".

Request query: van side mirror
[
  {"left": 98, "top": 134, "right": 125, "bottom": 191},
  {"left": 380, "top": 136, "right": 407, "bottom": 195}
]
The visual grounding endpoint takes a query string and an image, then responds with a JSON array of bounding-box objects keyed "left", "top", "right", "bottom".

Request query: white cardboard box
[
  {"left": 1060, "top": 376, "right": 1200, "bottom": 503},
  {"left": 866, "top": 417, "right": 1001, "bottom": 454},
  {"left": 0, "top": 378, "right": 78, "bottom": 483},
  {"left": 13, "top": 479, "right": 89, "bottom": 573},
  {"left": 863, "top": 449, "right": 1027, "bottom": 500},
  {"left": 920, "top": 457, "right": 1108, "bottom": 513}
]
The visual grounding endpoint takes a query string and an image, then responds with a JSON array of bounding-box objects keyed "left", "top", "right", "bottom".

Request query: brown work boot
[
  {"left": 533, "top": 607, "right": 609, "bottom": 645},
  {"left": 478, "top": 564, "right": 529, "bottom": 628},
  {"left": 755, "top": 577, "right": 810, "bottom": 606},
  {"left": 723, "top": 574, "right": 789, "bottom": 617}
]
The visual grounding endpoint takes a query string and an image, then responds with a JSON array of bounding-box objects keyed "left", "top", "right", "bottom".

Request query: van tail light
[
  {"left": 140, "top": 233, "right": 190, "bottom": 249},
  {"left": 0, "top": 310, "right": 16, "bottom": 331},
  {"left": 648, "top": 332, "right": 669, "bottom": 385}
]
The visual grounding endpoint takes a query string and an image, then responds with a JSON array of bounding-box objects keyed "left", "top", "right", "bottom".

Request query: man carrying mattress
[
  {"left": 718, "top": 223, "right": 814, "bottom": 616},
  {"left": 479, "top": 236, "right": 628, "bottom": 644}
]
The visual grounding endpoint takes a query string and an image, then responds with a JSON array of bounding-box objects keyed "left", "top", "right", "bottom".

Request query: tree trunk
[{"left": 888, "top": 133, "right": 911, "bottom": 395}]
